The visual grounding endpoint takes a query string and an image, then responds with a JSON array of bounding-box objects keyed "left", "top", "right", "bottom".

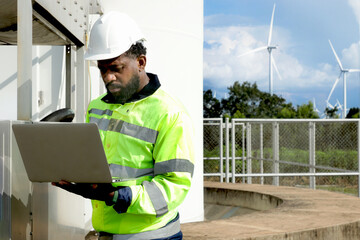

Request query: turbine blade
[
  {"left": 326, "top": 100, "right": 334, "bottom": 109},
  {"left": 327, "top": 73, "right": 342, "bottom": 102},
  {"left": 336, "top": 99, "right": 343, "bottom": 110},
  {"left": 335, "top": 99, "right": 343, "bottom": 109},
  {"left": 335, "top": 99, "right": 340, "bottom": 107},
  {"left": 271, "top": 55, "right": 282, "bottom": 80},
  {"left": 238, "top": 46, "right": 267, "bottom": 57},
  {"left": 312, "top": 98, "right": 320, "bottom": 113},
  {"left": 267, "top": 4, "right": 276, "bottom": 46},
  {"left": 328, "top": 40, "right": 343, "bottom": 70},
  {"left": 348, "top": 69, "right": 360, "bottom": 73}
]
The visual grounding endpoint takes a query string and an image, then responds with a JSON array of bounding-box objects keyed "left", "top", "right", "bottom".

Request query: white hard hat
[{"left": 84, "top": 11, "right": 145, "bottom": 61}]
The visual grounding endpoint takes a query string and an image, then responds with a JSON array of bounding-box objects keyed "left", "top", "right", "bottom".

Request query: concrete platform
[{"left": 181, "top": 181, "right": 360, "bottom": 240}]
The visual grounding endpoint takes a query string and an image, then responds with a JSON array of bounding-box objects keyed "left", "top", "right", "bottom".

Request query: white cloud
[
  {"left": 203, "top": 2, "right": 360, "bottom": 112},
  {"left": 348, "top": 0, "right": 360, "bottom": 26},
  {"left": 347, "top": 0, "right": 360, "bottom": 70},
  {"left": 203, "top": 24, "right": 336, "bottom": 93},
  {"left": 342, "top": 41, "right": 360, "bottom": 69}
]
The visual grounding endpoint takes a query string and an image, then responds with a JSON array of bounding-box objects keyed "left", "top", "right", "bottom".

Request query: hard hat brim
[{"left": 84, "top": 51, "right": 122, "bottom": 61}]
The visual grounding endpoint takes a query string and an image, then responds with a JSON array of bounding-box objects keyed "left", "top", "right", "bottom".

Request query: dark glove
[{"left": 52, "top": 180, "right": 119, "bottom": 205}]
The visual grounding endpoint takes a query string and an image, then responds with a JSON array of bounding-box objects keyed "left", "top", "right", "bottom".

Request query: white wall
[
  {"left": 32, "top": 46, "right": 67, "bottom": 121},
  {"left": 0, "top": 46, "right": 66, "bottom": 121},
  {"left": 0, "top": 46, "right": 18, "bottom": 120},
  {"left": 97, "top": 0, "right": 204, "bottom": 223},
  {"left": 0, "top": 0, "right": 204, "bottom": 224}
]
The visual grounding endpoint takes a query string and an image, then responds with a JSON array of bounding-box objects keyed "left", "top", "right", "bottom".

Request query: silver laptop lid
[{"left": 12, "top": 122, "right": 112, "bottom": 183}]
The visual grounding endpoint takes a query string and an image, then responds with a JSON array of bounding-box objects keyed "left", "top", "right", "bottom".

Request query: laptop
[{"left": 12, "top": 122, "right": 113, "bottom": 183}]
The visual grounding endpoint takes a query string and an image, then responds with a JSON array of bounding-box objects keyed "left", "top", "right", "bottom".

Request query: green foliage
[
  {"left": 204, "top": 81, "right": 319, "bottom": 119},
  {"left": 204, "top": 146, "right": 358, "bottom": 181},
  {"left": 346, "top": 108, "right": 360, "bottom": 118},
  {"left": 203, "top": 89, "right": 222, "bottom": 118},
  {"left": 233, "top": 110, "right": 246, "bottom": 118},
  {"left": 296, "top": 101, "right": 319, "bottom": 118},
  {"left": 324, "top": 106, "right": 339, "bottom": 119},
  {"left": 279, "top": 107, "right": 296, "bottom": 118}
]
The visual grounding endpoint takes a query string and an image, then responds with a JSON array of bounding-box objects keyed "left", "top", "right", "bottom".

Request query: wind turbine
[
  {"left": 327, "top": 40, "right": 360, "bottom": 118},
  {"left": 238, "top": 4, "right": 281, "bottom": 95},
  {"left": 325, "top": 100, "right": 340, "bottom": 119},
  {"left": 335, "top": 99, "right": 343, "bottom": 118},
  {"left": 326, "top": 100, "right": 334, "bottom": 109},
  {"left": 313, "top": 98, "right": 324, "bottom": 118}
]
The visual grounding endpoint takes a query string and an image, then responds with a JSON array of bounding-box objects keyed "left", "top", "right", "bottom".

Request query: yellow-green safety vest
[{"left": 86, "top": 81, "right": 194, "bottom": 236}]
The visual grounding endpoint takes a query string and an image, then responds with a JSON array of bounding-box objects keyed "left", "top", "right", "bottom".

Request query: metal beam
[
  {"left": 66, "top": 45, "right": 71, "bottom": 108},
  {"left": 17, "top": 0, "right": 33, "bottom": 120}
]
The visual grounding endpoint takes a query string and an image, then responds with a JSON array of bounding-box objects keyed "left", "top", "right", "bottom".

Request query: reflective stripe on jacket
[{"left": 85, "top": 74, "right": 194, "bottom": 235}]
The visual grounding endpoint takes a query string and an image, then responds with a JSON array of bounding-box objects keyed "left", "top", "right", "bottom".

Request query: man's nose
[{"left": 103, "top": 71, "right": 116, "bottom": 83}]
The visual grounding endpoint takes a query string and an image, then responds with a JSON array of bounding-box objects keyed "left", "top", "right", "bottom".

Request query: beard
[{"left": 106, "top": 74, "right": 140, "bottom": 104}]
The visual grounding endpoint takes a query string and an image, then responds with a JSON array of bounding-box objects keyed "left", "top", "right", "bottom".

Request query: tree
[
  {"left": 296, "top": 101, "right": 319, "bottom": 119},
  {"left": 279, "top": 107, "right": 296, "bottom": 118},
  {"left": 233, "top": 110, "right": 246, "bottom": 118},
  {"left": 220, "top": 81, "right": 261, "bottom": 118},
  {"left": 324, "top": 106, "right": 339, "bottom": 119},
  {"left": 221, "top": 81, "right": 296, "bottom": 118},
  {"left": 203, "top": 81, "right": 321, "bottom": 119},
  {"left": 257, "top": 93, "right": 295, "bottom": 118},
  {"left": 203, "top": 89, "right": 222, "bottom": 118},
  {"left": 346, "top": 107, "right": 360, "bottom": 118}
]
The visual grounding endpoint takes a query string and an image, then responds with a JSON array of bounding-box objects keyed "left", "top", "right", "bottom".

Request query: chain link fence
[{"left": 204, "top": 118, "right": 360, "bottom": 196}]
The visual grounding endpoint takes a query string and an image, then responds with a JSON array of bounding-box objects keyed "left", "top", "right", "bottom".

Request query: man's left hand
[{"left": 52, "top": 180, "right": 117, "bottom": 204}]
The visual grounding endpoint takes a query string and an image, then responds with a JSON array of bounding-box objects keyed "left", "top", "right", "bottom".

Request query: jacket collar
[{"left": 101, "top": 73, "right": 161, "bottom": 104}]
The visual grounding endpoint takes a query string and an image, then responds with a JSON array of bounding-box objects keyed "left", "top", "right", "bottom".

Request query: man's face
[{"left": 97, "top": 54, "right": 140, "bottom": 103}]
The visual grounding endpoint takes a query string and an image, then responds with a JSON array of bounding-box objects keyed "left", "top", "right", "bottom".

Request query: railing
[{"left": 203, "top": 118, "right": 360, "bottom": 196}]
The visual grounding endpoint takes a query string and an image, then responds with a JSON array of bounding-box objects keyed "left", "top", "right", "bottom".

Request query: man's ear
[{"left": 137, "top": 55, "right": 147, "bottom": 71}]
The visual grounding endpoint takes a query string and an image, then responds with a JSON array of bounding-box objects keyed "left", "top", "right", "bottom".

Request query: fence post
[
  {"left": 242, "top": 124, "right": 246, "bottom": 183},
  {"left": 358, "top": 120, "right": 360, "bottom": 197},
  {"left": 309, "top": 122, "right": 316, "bottom": 189},
  {"left": 225, "top": 118, "right": 230, "bottom": 183},
  {"left": 231, "top": 119, "right": 236, "bottom": 183},
  {"left": 260, "top": 123, "right": 264, "bottom": 185},
  {"left": 272, "top": 122, "right": 279, "bottom": 186},
  {"left": 246, "top": 123, "right": 252, "bottom": 184},
  {"left": 219, "top": 118, "right": 224, "bottom": 183}
]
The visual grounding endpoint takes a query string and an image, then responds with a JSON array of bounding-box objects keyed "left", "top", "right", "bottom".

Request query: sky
[{"left": 203, "top": 0, "right": 360, "bottom": 117}]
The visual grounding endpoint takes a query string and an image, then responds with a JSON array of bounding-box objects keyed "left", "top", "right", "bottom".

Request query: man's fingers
[
  {"left": 51, "top": 180, "right": 71, "bottom": 186},
  {"left": 59, "top": 180, "right": 71, "bottom": 185}
]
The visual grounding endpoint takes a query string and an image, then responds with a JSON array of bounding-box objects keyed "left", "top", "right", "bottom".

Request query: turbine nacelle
[{"left": 267, "top": 45, "right": 277, "bottom": 52}]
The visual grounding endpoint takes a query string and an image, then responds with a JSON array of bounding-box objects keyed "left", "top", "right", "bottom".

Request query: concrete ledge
[
  {"left": 181, "top": 181, "right": 360, "bottom": 240},
  {"left": 205, "top": 185, "right": 283, "bottom": 211}
]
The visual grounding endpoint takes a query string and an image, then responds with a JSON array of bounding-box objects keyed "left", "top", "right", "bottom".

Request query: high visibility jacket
[{"left": 85, "top": 73, "right": 194, "bottom": 237}]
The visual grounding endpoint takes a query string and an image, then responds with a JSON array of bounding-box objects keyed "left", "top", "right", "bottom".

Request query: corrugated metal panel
[{"left": 0, "top": 0, "right": 102, "bottom": 45}]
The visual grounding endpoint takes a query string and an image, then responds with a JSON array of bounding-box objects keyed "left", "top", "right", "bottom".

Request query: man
[{"left": 53, "top": 11, "right": 194, "bottom": 240}]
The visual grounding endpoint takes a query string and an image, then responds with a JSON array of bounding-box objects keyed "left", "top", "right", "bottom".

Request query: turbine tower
[
  {"left": 327, "top": 40, "right": 360, "bottom": 118},
  {"left": 238, "top": 4, "right": 281, "bottom": 95}
]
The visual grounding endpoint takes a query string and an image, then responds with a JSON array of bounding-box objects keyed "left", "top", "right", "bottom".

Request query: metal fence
[{"left": 203, "top": 118, "right": 360, "bottom": 196}]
